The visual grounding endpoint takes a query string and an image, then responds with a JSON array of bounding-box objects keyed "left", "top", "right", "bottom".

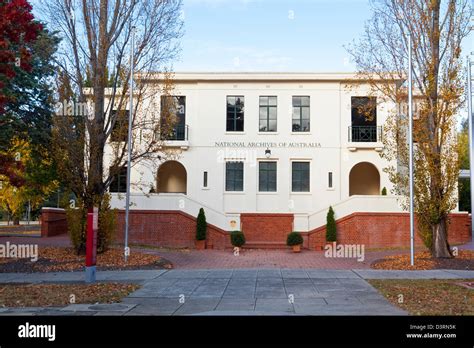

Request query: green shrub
[
  {"left": 381, "top": 187, "right": 387, "bottom": 195},
  {"left": 230, "top": 230, "right": 245, "bottom": 247},
  {"left": 326, "top": 206, "right": 337, "bottom": 242},
  {"left": 97, "top": 194, "right": 117, "bottom": 253},
  {"left": 66, "top": 204, "right": 87, "bottom": 255},
  {"left": 196, "top": 208, "right": 207, "bottom": 241},
  {"left": 286, "top": 232, "right": 303, "bottom": 246},
  {"left": 65, "top": 194, "right": 116, "bottom": 255}
]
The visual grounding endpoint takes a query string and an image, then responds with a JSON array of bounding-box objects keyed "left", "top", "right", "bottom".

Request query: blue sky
[{"left": 176, "top": 0, "right": 371, "bottom": 72}]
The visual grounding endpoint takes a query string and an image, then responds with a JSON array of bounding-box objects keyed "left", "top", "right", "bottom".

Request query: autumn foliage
[{"left": 0, "top": 0, "right": 42, "bottom": 112}]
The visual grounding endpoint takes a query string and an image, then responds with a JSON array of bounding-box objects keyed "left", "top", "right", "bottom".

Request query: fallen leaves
[
  {"left": 0, "top": 247, "right": 173, "bottom": 273},
  {"left": 371, "top": 250, "right": 473, "bottom": 270},
  {"left": 369, "top": 279, "right": 474, "bottom": 315},
  {"left": 0, "top": 283, "right": 140, "bottom": 308}
]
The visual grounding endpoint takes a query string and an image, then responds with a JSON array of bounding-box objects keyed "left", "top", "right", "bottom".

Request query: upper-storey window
[
  {"left": 292, "top": 96, "right": 310, "bottom": 132},
  {"left": 350, "top": 97, "right": 378, "bottom": 142},
  {"left": 160, "top": 96, "right": 186, "bottom": 141},
  {"left": 259, "top": 96, "right": 277, "bottom": 132},
  {"left": 226, "top": 96, "right": 244, "bottom": 132}
]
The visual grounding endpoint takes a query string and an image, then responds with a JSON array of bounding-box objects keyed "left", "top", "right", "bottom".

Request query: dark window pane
[
  {"left": 227, "top": 96, "right": 244, "bottom": 132},
  {"left": 110, "top": 167, "right": 127, "bottom": 193},
  {"left": 226, "top": 162, "right": 244, "bottom": 191},
  {"left": 227, "top": 119, "right": 235, "bottom": 131},
  {"left": 292, "top": 96, "right": 301, "bottom": 106},
  {"left": 351, "top": 97, "right": 377, "bottom": 126},
  {"left": 259, "top": 162, "right": 276, "bottom": 192},
  {"left": 328, "top": 172, "right": 333, "bottom": 188},
  {"left": 292, "top": 121, "right": 301, "bottom": 132},
  {"left": 203, "top": 172, "right": 208, "bottom": 188},
  {"left": 236, "top": 119, "right": 244, "bottom": 132},
  {"left": 292, "top": 162, "right": 310, "bottom": 192}
]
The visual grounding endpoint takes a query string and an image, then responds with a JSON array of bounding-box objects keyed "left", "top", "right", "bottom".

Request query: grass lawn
[
  {"left": 0, "top": 283, "right": 140, "bottom": 308},
  {"left": 369, "top": 279, "right": 474, "bottom": 315},
  {"left": 0, "top": 246, "right": 173, "bottom": 272}
]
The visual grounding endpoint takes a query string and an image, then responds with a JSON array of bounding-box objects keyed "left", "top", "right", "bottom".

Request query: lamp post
[
  {"left": 408, "top": 34, "right": 415, "bottom": 266},
  {"left": 124, "top": 26, "right": 136, "bottom": 263},
  {"left": 467, "top": 57, "right": 474, "bottom": 235}
]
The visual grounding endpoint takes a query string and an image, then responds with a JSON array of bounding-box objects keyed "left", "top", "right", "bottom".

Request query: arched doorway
[
  {"left": 349, "top": 162, "right": 380, "bottom": 196},
  {"left": 157, "top": 161, "right": 187, "bottom": 194}
]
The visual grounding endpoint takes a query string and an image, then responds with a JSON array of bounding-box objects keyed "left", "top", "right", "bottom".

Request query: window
[
  {"left": 226, "top": 96, "right": 244, "bottom": 132},
  {"left": 110, "top": 110, "right": 129, "bottom": 142},
  {"left": 350, "top": 97, "right": 378, "bottom": 142},
  {"left": 109, "top": 167, "right": 127, "bottom": 193},
  {"left": 203, "top": 171, "right": 208, "bottom": 188},
  {"left": 292, "top": 162, "right": 310, "bottom": 192},
  {"left": 225, "top": 162, "right": 244, "bottom": 191},
  {"left": 259, "top": 162, "right": 277, "bottom": 192},
  {"left": 259, "top": 96, "right": 277, "bottom": 132},
  {"left": 160, "top": 96, "right": 186, "bottom": 140},
  {"left": 292, "top": 96, "right": 310, "bottom": 132},
  {"left": 328, "top": 172, "right": 333, "bottom": 188}
]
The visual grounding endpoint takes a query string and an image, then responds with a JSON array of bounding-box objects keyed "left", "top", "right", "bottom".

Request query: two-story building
[{"left": 108, "top": 73, "right": 471, "bottom": 249}]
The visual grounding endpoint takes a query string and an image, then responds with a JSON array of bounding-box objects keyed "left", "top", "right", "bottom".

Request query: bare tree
[
  {"left": 347, "top": 0, "right": 470, "bottom": 258},
  {"left": 41, "top": 0, "right": 184, "bottom": 208}
]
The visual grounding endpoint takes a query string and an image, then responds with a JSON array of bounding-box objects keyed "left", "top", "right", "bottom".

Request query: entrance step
[{"left": 242, "top": 242, "right": 289, "bottom": 249}]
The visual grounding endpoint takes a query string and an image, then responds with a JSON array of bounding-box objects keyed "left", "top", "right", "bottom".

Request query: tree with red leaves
[{"left": 0, "top": 0, "right": 42, "bottom": 113}]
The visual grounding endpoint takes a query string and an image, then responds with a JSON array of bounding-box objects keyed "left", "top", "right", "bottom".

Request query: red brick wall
[
  {"left": 40, "top": 208, "right": 68, "bottom": 237},
  {"left": 115, "top": 210, "right": 229, "bottom": 249},
  {"left": 308, "top": 212, "right": 472, "bottom": 250},
  {"left": 240, "top": 213, "right": 294, "bottom": 246}
]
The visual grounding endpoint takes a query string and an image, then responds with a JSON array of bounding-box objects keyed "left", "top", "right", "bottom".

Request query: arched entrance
[
  {"left": 157, "top": 161, "right": 187, "bottom": 194},
  {"left": 349, "top": 162, "right": 380, "bottom": 196}
]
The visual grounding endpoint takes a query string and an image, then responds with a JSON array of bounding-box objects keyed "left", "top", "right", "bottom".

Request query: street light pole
[
  {"left": 408, "top": 34, "right": 415, "bottom": 266},
  {"left": 124, "top": 27, "right": 135, "bottom": 263},
  {"left": 467, "top": 58, "right": 474, "bottom": 235}
]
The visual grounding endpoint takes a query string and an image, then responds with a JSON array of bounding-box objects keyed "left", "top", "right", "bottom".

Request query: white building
[{"left": 106, "top": 72, "right": 411, "bottom": 236}]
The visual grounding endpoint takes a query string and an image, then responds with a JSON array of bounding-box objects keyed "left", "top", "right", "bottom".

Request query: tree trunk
[
  {"left": 431, "top": 217, "right": 452, "bottom": 258},
  {"left": 13, "top": 217, "right": 20, "bottom": 226}
]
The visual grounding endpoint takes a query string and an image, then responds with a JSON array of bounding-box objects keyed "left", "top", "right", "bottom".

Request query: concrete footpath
[{"left": 0, "top": 269, "right": 472, "bottom": 316}]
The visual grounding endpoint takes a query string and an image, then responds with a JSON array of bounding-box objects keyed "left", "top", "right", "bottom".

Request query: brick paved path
[
  {"left": 2, "top": 235, "right": 471, "bottom": 269},
  {"left": 138, "top": 248, "right": 406, "bottom": 269}
]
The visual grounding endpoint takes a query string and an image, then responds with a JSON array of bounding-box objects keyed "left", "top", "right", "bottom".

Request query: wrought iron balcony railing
[{"left": 348, "top": 126, "right": 381, "bottom": 143}]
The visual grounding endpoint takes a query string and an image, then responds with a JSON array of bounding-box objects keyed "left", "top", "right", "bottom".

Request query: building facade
[{"left": 106, "top": 73, "right": 470, "bottom": 249}]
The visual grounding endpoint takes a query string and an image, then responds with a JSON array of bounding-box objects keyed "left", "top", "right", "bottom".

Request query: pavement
[{"left": 1, "top": 268, "right": 473, "bottom": 316}]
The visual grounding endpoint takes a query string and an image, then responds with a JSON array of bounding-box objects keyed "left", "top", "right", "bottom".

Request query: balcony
[
  {"left": 160, "top": 124, "right": 189, "bottom": 149},
  {"left": 347, "top": 126, "right": 383, "bottom": 151}
]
